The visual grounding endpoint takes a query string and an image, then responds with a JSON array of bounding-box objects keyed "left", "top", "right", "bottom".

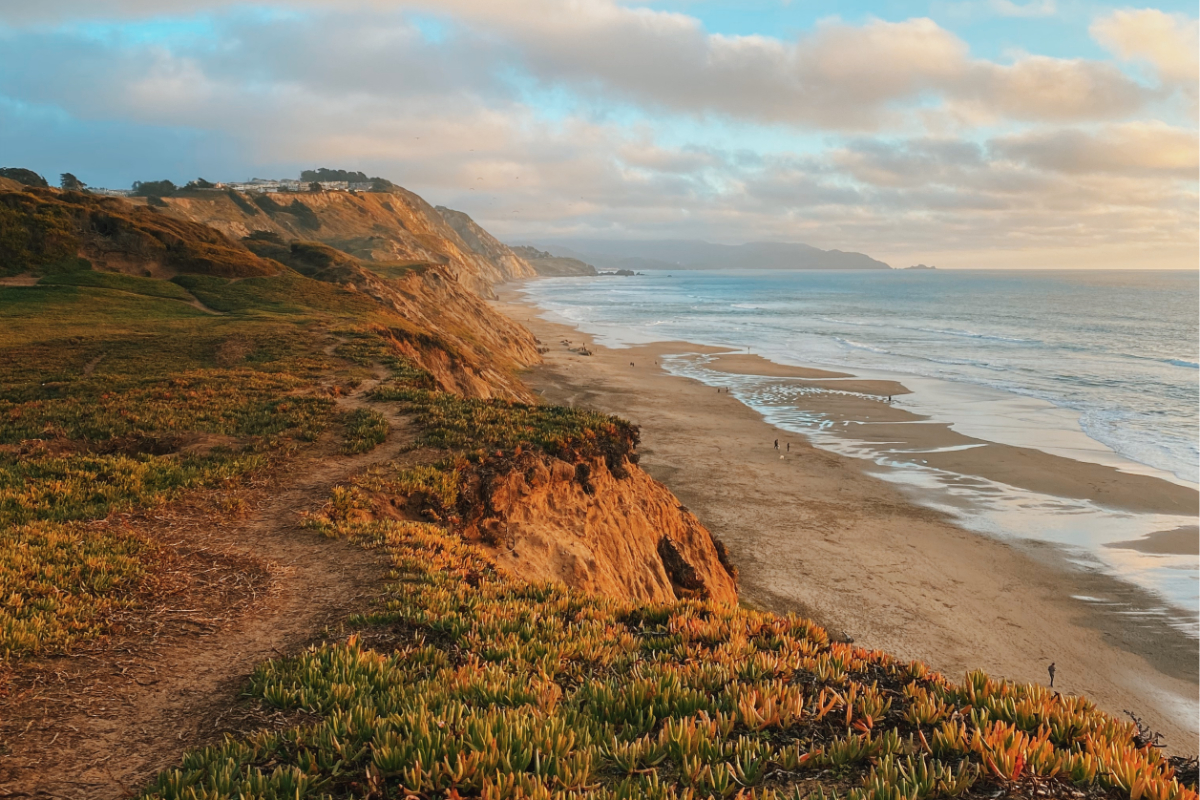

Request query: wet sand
[
  {"left": 703, "top": 353, "right": 853, "bottom": 379},
  {"left": 497, "top": 290, "right": 1200, "bottom": 754},
  {"left": 1107, "top": 526, "right": 1200, "bottom": 557}
]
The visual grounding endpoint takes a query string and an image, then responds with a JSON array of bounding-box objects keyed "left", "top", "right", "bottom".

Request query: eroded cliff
[
  {"left": 150, "top": 189, "right": 525, "bottom": 295},
  {"left": 359, "top": 447, "right": 739, "bottom": 605},
  {"left": 474, "top": 454, "right": 739, "bottom": 604},
  {"left": 435, "top": 206, "right": 537, "bottom": 283}
]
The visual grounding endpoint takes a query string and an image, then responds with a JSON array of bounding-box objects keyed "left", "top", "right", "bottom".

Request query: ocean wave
[
  {"left": 911, "top": 326, "right": 1034, "bottom": 344},
  {"left": 815, "top": 316, "right": 870, "bottom": 327},
  {"left": 834, "top": 337, "right": 891, "bottom": 355},
  {"left": 919, "top": 354, "right": 1002, "bottom": 370},
  {"left": 1164, "top": 358, "right": 1199, "bottom": 369}
]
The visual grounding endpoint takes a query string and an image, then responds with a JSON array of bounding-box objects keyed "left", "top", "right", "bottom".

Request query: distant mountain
[{"left": 531, "top": 239, "right": 891, "bottom": 271}]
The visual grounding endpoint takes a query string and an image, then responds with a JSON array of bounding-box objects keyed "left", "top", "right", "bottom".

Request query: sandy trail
[
  {"left": 499, "top": 293, "right": 1200, "bottom": 754},
  {"left": 0, "top": 378, "right": 405, "bottom": 799}
]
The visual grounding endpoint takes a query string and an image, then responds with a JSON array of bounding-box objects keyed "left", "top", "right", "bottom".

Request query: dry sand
[{"left": 497, "top": 290, "right": 1200, "bottom": 754}]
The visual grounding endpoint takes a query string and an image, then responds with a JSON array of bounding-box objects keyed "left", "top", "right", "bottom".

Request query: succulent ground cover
[
  {"left": 141, "top": 350, "right": 1198, "bottom": 800},
  {"left": 368, "top": 386, "right": 639, "bottom": 471},
  {"left": 143, "top": 480, "right": 1199, "bottom": 800},
  {"left": 0, "top": 273, "right": 386, "bottom": 657}
]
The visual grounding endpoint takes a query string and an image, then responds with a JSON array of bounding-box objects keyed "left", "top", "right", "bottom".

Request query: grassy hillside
[
  {"left": 0, "top": 189, "right": 533, "bottom": 659},
  {"left": 0, "top": 187, "right": 280, "bottom": 278},
  {"left": 0, "top": 269, "right": 369, "bottom": 655}
]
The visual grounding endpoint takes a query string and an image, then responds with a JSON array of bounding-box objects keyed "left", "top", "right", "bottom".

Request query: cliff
[
  {"left": 512, "top": 245, "right": 598, "bottom": 276},
  {"left": 0, "top": 185, "right": 540, "bottom": 399},
  {"left": 435, "top": 206, "right": 538, "bottom": 283},
  {"left": 238, "top": 237, "right": 540, "bottom": 399},
  {"left": 471, "top": 453, "right": 738, "bottom": 604},
  {"left": 146, "top": 188, "right": 522, "bottom": 296}
]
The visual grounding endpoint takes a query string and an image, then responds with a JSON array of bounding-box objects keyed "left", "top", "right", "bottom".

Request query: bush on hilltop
[{"left": 0, "top": 168, "right": 49, "bottom": 188}]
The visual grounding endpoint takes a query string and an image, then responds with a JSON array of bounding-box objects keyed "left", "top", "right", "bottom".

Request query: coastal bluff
[
  {"left": 469, "top": 453, "right": 739, "bottom": 604},
  {"left": 0, "top": 173, "right": 1194, "bottom": 799}
]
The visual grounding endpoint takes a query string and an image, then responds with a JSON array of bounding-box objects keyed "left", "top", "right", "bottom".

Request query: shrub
[
  {"left": 340, "top": 408, "right": 389, "bottom": 454},
  {"left": 131, "top": 179, "right": 178, "bottom": 198}
]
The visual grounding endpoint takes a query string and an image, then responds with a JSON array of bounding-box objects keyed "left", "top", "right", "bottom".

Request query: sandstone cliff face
[
  {"left": 435, "top": 207, "right": 537, "bottom": 283},
  {"left": 331, "top": 262, "right": 540, "bottom": 401},
  {"left": 461, "top": 454, "right": 738, "bottom": 605},
  {"left": 153, "top": 189, "right": 518, "bottom": 295}
]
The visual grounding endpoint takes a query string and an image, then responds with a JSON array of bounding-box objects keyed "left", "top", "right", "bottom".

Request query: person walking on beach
[
  {"left": 774, "top": 439, "right": 779, "bottom": 450},
  {"left": 787, "top": 442, "right": 790, "bottom": 452},
  {"left": 1048, "top": 662, "right": 1056, "bottom": 688}
]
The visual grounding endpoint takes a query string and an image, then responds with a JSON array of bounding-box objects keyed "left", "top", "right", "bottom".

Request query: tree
[
  {"left": 300, "top": 168, "right": 369, "bottom": 183},
  {"left": 0, "top": 168, "right": 49, "bottom": 188},
  {"left": 60, "top": 173, "right": 87, "bottom": 192},
  {"left": 185, "top": 177, "right": 216, "bottom": 189},
  {"left": 308, "top": 182, "right": 322, "bottom": 192},
  {"left": 131, "top": 179, "right": 178, "bottom": 197}
]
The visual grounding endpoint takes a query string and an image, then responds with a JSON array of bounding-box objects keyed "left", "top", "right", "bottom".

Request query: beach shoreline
[{"left": 495, "top": 286, "right": 1200, "bottom": 754}]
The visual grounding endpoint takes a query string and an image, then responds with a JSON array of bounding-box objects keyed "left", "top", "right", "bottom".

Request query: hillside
[
  {"left": 0, "top": 180, "right": 1193, "bottom": 800},
  {"left": 145, "top": 187, "right": 531, "bottom": 296},
  {"left": 539, "top": 239, "right": 893, "bottom": 271},
  {"left": 0, "top": 186, "right": 283, "bottom": 278},
  {"left": 513, "top": 244, "right": 599, "bottom": 276},
  {"left": 435, "top": 206, "right": 539, "bottom": 282}
]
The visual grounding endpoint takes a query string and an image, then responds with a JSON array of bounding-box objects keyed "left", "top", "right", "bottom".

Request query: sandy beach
[{"left": 496, "top": 288, "right": 1200, "bottom": 754}]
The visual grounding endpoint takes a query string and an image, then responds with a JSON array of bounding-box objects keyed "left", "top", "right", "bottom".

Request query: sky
[{"left": 0, "top": 1, "right": 1196, "bottom": 268}]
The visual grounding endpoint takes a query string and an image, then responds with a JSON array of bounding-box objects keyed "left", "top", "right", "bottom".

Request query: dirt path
[{"left": 0, "top": 381, "right": 409, "bottom": 799}]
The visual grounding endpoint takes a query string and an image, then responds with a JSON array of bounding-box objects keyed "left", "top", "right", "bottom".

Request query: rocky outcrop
[
  {"left": 461, "top": 453, "right": 738, "bottom": 604},
  {"left": 435, "top": 206, "right": 538, "bottom": 283}
]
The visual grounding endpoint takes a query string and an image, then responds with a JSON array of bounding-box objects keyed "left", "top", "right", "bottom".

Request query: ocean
[{"left": 519, "top": 269, "right": 1200, "bottom": 631}]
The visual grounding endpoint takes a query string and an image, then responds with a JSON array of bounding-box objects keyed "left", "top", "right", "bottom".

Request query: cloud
[
  {"left": 934, "top": 0, "right": 1056, "bottom": 21},
  {"left": 2, "top": 1, "right": 1157, "bottom": 131},
  {"left": 969, "top": 56, "right": 1148, "bottom": 122},
  {"left": 1092, "top": 8, "right": 1199, "bottom": 83},
  {"left": 0, "top": 1, "right": 1193, "bottom": 269},
  {"left": 993, "top": 122, "right": 1199, "bottom": 177},
  {"left": 419, "top": 5, "right": 1148, "bottom": 129}
]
